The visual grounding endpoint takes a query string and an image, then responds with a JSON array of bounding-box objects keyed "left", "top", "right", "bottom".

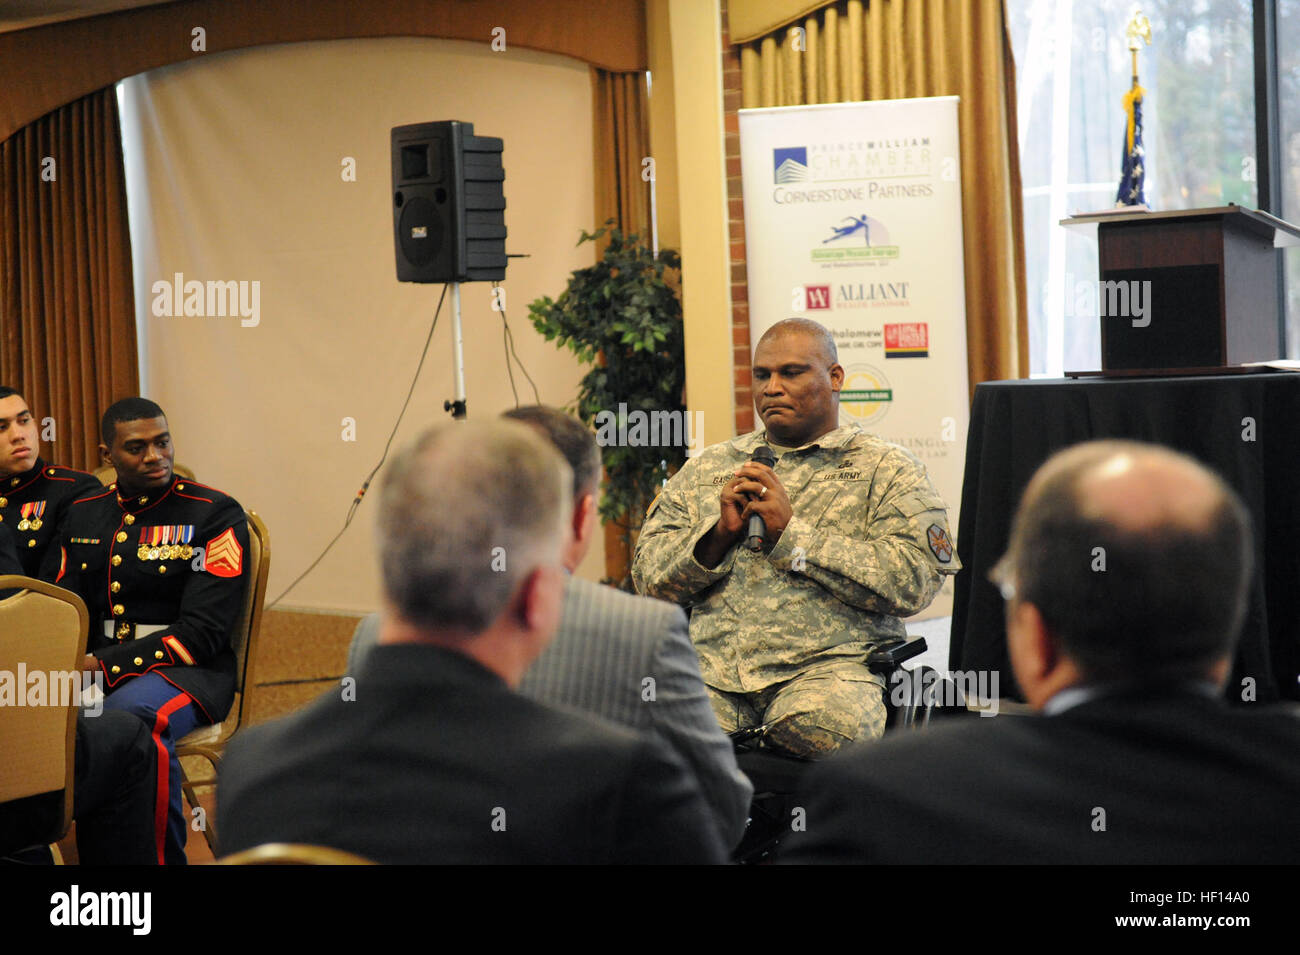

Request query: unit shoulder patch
[{"left": 927, "top": 523, "right": 953, "bottom": 563}]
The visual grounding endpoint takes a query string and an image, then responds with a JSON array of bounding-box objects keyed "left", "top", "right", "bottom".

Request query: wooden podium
[{"left": 1061, "top": 206, "right": 1300, "bottom": 372}]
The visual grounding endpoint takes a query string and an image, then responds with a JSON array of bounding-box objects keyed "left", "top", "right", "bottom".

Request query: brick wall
[{"left": 719, "top": 0, "right": 755, "bottom": 435}]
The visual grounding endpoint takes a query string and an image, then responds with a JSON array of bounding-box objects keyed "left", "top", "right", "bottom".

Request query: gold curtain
[
  {"left": 738, "top": 0, "right": 1028, "bottom": 386},
  {"left": 591, "top": 68, "right": 653, "bottom": 249},
  {"left": 591, "top": 66, "right": 653, "bottom": 582},
  {"left": 0, "top": 88, "right": 138, "bottom": 470}
]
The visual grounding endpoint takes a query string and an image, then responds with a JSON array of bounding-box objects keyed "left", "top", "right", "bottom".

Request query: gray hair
[{"left": 377, "top": 420, "right": 572, "bottom": 633}]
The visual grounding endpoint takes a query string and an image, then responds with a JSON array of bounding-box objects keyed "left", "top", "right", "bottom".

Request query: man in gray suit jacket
[{"left": 349, "top": 407, "right": 752, "bottom": 849}]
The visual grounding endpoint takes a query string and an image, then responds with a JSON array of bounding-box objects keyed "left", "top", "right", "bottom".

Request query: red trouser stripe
[{"left": 150, "top": 692, "right": 194, "bottom": 865}]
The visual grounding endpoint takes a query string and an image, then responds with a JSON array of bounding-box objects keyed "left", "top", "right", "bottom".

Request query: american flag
[{"left": 1116, "top": 86, "right": 1147, "bottom": 206}]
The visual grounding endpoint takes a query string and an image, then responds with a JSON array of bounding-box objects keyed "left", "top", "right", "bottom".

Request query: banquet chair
[
  {"left": 0, "top": 576, "right": 89, "bottom": 859},
  {"left": 177, "top": 510, "right": 270, "bottom": 852},
  {"left": 216, "top": 842, "right": 375, "bottom": 865}
]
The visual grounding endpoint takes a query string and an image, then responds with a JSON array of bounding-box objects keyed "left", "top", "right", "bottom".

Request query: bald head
[
  {"left": 1026, "top": 442, "right": 1228, "bottom": 536},
  {"left": 1002, "top": 440, "right": 1253, "bottom": 683},
  {"left": 751, "top": 319, "right": 844, "bottom": 446},
  {"left": 756, "top": 318, "right": 838, "bottom": 367}
]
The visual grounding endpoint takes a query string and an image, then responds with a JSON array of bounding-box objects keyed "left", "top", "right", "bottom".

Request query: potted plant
[{"left": 528, "top": 221, "right": 685, "bottom": 588}]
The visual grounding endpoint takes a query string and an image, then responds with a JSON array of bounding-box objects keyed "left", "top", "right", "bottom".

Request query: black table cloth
[{"left": 950, "top": 372, "right": 1300, "bottom": 703}]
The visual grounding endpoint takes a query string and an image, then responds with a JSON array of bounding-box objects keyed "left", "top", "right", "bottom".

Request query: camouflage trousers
[{"left": 707, "top": 659, "right": 887, "bottom": 759}]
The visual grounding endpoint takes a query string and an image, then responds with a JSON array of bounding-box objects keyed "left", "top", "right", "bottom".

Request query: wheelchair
[{"left": 728, "top": 635, "right": 968, "bottom": 863}]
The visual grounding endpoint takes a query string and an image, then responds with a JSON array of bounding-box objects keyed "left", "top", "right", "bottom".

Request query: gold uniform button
[
  {"left": 177, "top": 484, "right": 185, "bottom": 491},
  {"left": 155, "top": 650, "right": 164, "bottom": 660},
  {"left": 80, "top": 563, "right": 87, "bottom": 570},
  {"left": 138, "top": 496, "right": 148, "bottom": 504},
  {"left": 124, "top": 514, "right": 135, "bottom": 525},
  {"left": 112, "top": 603, "right": 124, "bottom": 615},
  {"left": 0, "top": 496, "right": 6, "bottom": 507},
  {"left": 159, "top": 565, "right": 167, "bottom": 574},
  {"left": 47, "top": 468, "right": 55, "bottom": 476},
  {"left": 111, "top": 665, "right": 120, "bottom": 674},
  {"left": 115, "top": 531, "right": 127, "bottom": 543},
  {"left": 27, "top": 539, "right": 35, "bottom": 548},
  {"left": 111, "top": 555, "right": 122, "bottom": 567},
  {"left": 111, "top": 581, "right": 121, "bottom": 593},
  {"left": 133, "top": 656, "right": 143, "bottom": 666}
]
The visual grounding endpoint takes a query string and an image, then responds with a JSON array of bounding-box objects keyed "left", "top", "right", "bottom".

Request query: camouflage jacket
[{"left": 631, "top": 425, "right": 959, "bottom": 693}]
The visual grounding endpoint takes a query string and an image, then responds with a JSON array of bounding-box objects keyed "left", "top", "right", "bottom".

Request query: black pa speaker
[{"left": 391, "top": 121, "right": 507, "bottom": 283}]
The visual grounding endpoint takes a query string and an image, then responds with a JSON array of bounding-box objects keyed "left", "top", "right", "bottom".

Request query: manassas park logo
[{"left": 837, "top": 364, "right": 894, "bottom": 428}]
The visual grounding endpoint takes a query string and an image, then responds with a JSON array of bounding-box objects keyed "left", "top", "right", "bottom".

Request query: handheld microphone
[{"left": 746, "top": 445, "right": 776, "bottom": 551}]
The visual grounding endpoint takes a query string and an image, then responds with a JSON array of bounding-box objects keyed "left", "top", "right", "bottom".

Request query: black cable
[
  {"left": 501, "top": 307, "right": 520, "bottom": 407},
  {"left": 266, "top": 283, "right": 448, "bottom": 609},
  {"left": 494, "top": 280, "right": 541, "bottom": 405}
]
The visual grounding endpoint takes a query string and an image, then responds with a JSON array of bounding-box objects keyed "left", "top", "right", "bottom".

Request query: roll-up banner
[{"left": 739, "top": 96, "right": 970, "bottom": 618}]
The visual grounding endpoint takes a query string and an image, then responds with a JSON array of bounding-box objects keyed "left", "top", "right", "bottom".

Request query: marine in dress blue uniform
[
  {"left": 0, "top": 387, "right": 101, "bottom": 575},
  {"left": 43, "top": 398, "right": 249, "bottom": 864}
]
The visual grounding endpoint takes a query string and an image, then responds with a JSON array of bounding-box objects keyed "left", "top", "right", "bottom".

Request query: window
[
  {"left": 1008, "top": 0, "right": 1260, "bottom": 375},
  {"left": 1278, "top": 0, "right": 1300, "bottom": 353}
]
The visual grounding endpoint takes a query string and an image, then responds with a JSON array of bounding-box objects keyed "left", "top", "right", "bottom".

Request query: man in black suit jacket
[
  {"left": 218, "top": 420, "right": 725, "bottom": 864},
  {"left": 783, "top": 439, "right": 1300, "bottom": 864}
]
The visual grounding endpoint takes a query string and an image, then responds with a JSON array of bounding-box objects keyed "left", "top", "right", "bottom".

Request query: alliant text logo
[{"left": 834, "top": 281, "right": 910, "bottom": 308}]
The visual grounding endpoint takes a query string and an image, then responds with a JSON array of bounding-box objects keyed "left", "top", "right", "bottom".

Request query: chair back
[
  {"left": 217, "top": 842, "right": 375, "bottom": 865},
  {"left": 0, "top": 576, "right": 89, "bottom": 842},
  {"left": 228, "top": 511, "right": 270, "bottom": 721}
]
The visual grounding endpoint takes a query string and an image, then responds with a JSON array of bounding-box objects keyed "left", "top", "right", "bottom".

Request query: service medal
[
  {"left": 148, "top": 547, "right": 160, "bottom": 560},
  {"left": 19, "top": 502, "right": 45, "bottom": 532},
  {"left": 138, "top": 545, "right": 150, "bottom": 560},
  {"left": 181, "top": 545, "right": 193, "bottom": 559}
]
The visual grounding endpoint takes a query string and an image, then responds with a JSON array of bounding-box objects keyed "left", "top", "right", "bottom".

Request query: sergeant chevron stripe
[{"left": 204, "top": 527, "right": 243, "bottom": 578}]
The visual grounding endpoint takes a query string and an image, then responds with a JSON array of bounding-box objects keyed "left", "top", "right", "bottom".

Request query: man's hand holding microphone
[{"left": 693, "top": 446, "right": 793, "bottom": 568}]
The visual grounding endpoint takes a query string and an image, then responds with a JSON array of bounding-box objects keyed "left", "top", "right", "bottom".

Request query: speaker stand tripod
[{"left": 442, "top": 281, "right": 468, "bottom": 420}]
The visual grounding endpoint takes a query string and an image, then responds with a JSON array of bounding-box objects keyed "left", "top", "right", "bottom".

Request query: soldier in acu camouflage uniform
[{"left": 632, "top": 318, "right": 958, "bottom": 758}]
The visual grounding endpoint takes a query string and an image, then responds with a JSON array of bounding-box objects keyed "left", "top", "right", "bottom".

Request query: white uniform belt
[{"left": 103, "top": 621, "right": 168, "bottom": 640}]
